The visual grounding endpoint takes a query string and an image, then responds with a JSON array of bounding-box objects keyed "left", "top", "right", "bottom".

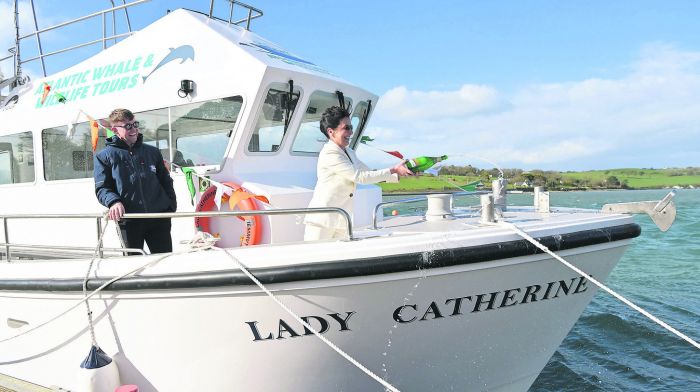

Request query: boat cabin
[{"left": 0, "top": 5, "right": 380, "bottom": 254}]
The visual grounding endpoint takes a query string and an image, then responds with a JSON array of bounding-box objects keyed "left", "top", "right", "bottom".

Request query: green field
[
  {"left": 380, "top": 175, "right": 481, "bottom": 192},
  {"left": 559, "top": 169, "right": 700, "bottom": 188},
  {"left": 379, "top": 168, "right": 700, "bottom": 193}
]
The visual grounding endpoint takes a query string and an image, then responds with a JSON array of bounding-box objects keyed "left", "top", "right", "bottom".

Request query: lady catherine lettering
[{"left": 393, "top": 276, "right": 590, "bottom": 324}]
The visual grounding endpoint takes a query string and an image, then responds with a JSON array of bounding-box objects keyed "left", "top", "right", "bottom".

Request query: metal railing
[
  {"left": 6, "top": 0, "right": 151, "bottom": 80},
  {"left": 207, "top": 0, "right": 263, "bottom": 29},
  {"left": 1, "top": 0, "right": 263, "bottom": 84},
  {"left": 372, "top": 191, "right": 489, "bottom": 229},
  {"left": 0, "top": 207, "right": 351, "bottom": 262}
]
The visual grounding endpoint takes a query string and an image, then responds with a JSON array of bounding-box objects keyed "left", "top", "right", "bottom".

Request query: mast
[
  {"left": 13, "top": 0, "right": 22, "bottom": 85},
  {"left": 29, "top": 0, "right": 47, "bottom": 77}
]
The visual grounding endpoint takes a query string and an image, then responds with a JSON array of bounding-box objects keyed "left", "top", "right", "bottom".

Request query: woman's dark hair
[{"left": 320, "top": 106, "right": 351, "bottom": 138}]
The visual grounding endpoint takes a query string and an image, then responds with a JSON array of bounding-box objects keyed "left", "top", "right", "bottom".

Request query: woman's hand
[{"left": 390, "top": 161, "right": 414, "bottom": 177}]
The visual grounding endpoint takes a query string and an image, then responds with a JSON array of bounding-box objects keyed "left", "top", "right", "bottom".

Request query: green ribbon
[{"left": 182, "top": 167, "right": 196, "bottom": 203}]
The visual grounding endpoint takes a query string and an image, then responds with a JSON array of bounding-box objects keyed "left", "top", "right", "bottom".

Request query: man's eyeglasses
[{"left": 114, "top": 121, "right": 140, "bottom": 130}]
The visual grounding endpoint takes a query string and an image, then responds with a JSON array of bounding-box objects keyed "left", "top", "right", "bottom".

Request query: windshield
[
  {"left": 349, "top": 100, "right": 371, "bottom": 148},
  {"left": 248, "top": 83, "right": 301, "bottom": 153},
  {"left": 292, "top": 90, "right": 353, "bottom": 154},
  {"left": 170, "top": 96, "right": 243, "bottom": 166}
]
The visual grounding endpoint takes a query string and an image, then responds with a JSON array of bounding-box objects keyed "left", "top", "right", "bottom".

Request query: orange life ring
[{"left": 195, "top": 181, "right": 263, "bottom": 246}]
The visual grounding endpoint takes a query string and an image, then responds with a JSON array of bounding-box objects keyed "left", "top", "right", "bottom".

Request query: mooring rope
[
  {"left": 217, "top": 246, "right": 401, "bottom": 392},
  {"left": 0, "top": 229, "right": 213, "bottom": 344},
  {"left": 1, "top": 231, "right": 398, "bottom": 392},
  {"left": 81, "top": 212, "right": 111, "bottom": 347},
  {"left": 498, "top": 220, "right": 700, "bottom": 350}
]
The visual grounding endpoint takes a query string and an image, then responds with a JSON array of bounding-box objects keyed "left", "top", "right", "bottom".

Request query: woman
[{"left": 304, "top": 106, "right": 413, "bottom": 240}]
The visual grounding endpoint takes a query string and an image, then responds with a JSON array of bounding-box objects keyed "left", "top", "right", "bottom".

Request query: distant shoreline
[
  {"left": 380, "top": 168, "right": 700, "bottom": 194},
  {"left": 382, "top": 185, "right": 697, "bottom": 195}
]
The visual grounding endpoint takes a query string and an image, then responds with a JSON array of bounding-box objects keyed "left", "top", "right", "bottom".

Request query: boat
[{"left": 0, "top": 1, "right": 679, "bottom": 391}]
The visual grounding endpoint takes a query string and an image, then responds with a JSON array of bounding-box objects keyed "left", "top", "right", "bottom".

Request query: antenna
[
  {"left": 13, "top": 0, "right": 22, "bottom": 85},
  {"left": 29, "top": 0, "right": 47, "bottom": 77}
]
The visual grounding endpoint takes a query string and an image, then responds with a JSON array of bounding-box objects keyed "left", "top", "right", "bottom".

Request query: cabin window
[
  {"left": 349, "top": 100, "right": 370, "bottom": 148},
  {"left": 248, "top": 83, "right": 300, "bottom": 153},
  {"left": 0, "top": 132, "right": 34, "bottom": 185},
  {"left": 41, "top": 96, "right": 243, "bottom": 180},
  {"left": 133, "top": 108, "right": 170, "bottom": 163},
  {"left": 43, "top": 115, "right": 166, "bottom": 181},
  {"left": 42, "top": 123, "right": 108, "bottom": 181},
  {"left": 169, "top": 96, "right": 243, "bottom": 167},
  {"left": 292, "top": 91, "right": 353, "bottom": 154}
]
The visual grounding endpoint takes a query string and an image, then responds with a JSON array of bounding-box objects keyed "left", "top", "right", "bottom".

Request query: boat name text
[
  {"left": 245, "top": 311, "right": 355, "bottom": 342},
  {"left": 393, "top": 276, "right": 590, "bottom": 324}
]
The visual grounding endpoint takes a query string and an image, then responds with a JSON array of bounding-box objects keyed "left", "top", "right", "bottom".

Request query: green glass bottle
[{"left": 406, "top": 155, "right": 448, "bottom": 173}]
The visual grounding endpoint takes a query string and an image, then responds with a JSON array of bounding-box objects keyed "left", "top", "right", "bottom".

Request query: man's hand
[{"left": 108, "top": 202, "right": 125, "bottom": 221}]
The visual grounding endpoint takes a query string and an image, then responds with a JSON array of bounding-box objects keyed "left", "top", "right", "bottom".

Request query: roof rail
[
  {"left": 0, "top": 0, "right": 263, "bottom": 90},
  {"left": 207, "top": 0, "right": 264, "bottom": 30},
  {"left": 1, "top": 0, "right": 150, "bottom": 87}
]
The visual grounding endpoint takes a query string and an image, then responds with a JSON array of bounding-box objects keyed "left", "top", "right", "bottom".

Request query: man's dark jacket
[{"left": 94, "top": 134, "right": 177, "bottom": 214}]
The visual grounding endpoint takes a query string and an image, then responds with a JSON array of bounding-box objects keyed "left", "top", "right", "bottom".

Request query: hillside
[{"left": 379, "top": 167, "right": 700, "bottom": 193}]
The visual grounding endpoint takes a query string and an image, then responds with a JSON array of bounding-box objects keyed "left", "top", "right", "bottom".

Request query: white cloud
[
  {"left": 632, "top": 42, "right": 700, "bottom": 76},
  {"left": 377, "top": 84, "right": 505, "bottom": 121},
  {"left": 360, "top": 44, "right": 700, "bottom": 170}
]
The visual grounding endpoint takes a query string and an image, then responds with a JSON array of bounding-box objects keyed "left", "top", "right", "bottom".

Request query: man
[
  {"left": 304, "top": 106, "right": 412, "bottom": 241},
  {"left": 94, "top": 108, "right": 177, "bottom": 254}
]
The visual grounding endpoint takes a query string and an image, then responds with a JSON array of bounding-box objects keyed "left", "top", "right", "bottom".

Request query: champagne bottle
[{"left": 406, "top": 155, "right": 448, "bottom": 173}]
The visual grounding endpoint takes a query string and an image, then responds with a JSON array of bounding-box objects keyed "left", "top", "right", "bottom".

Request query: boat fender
[
  {"left": 77, "top": 345, "right": 120, "bottom": 392},
  {"left": 195, "top": 181, "right": 263, "bottom": 246}
]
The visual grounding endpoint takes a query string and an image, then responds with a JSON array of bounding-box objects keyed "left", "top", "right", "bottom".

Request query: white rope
[
  {"left": 498, "top": 220, "right": 700, "bottom": 350},
  {"left": 2, "top": 236, "right": 399, "bottom": 391},
  {"left": 81, "top": 213, "right": 111, "bottom": 347},
  {"left": 217, "top": 246, "right": 401, "bottom": 392},
  {"left": 0, "top": 233, "right": 214, "bottom": 344}
]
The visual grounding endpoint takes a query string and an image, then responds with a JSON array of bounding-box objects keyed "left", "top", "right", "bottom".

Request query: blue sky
[{"left": 2, "top": 0, "right": 699, "bottom": 171}]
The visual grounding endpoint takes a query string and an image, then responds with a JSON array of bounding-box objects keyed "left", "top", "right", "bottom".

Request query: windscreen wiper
[
  {"left": 336, "top": 90, "right": 346, "bottom": 110},
  {"left": 359, "top": 99, "right": 372, "bottom": 130},
  {"left": 284, "top": 79, "right": 294, "bottom": 131}
]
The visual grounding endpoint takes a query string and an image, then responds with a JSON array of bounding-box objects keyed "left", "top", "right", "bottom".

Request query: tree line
[{"left": 439, "top": 165, "right": 700, "bottom": 189}]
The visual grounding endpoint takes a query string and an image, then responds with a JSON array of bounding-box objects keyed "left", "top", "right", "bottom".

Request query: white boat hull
[{"left": 0, "top": 240, "right": 630, "bottom": 391}]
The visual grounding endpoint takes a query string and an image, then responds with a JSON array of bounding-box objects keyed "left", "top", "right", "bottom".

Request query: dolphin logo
[{"left": 142, "top": 45, "right": 195, "bottom": 83}]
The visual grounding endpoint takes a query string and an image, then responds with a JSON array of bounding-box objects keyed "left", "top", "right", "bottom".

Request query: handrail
[
  {"left": 18, "top": 1, "right": 148, "bottom": 39},
  {"left": 208, "top": 0, "right": 263, "bottom": 29},
  {"left": 14, "top": 0, "right": 151, "bottom": 78},
  {"left": 0, "top": 207, "right": 352, "bottom": 261},
  {"left": 373, "top": 191, "right": 489, "bottom": 229},
  {"left": 3, "top": 0, "right": 264, "bottom": 83},
  {"left": 0, "top": 243, "right": 145, "bottom": 257},
  {"left": 20, "top": 33, "right": 135, "bottom": 64}
]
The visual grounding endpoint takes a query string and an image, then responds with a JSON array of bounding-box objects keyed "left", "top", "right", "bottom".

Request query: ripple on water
[{"left": 529, "top": 190, "right": 700, "bottom": 391}]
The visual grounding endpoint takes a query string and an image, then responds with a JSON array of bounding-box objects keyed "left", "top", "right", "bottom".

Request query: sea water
[{"left": 385, "top": 189, "right": 700, "bottom": 391}]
